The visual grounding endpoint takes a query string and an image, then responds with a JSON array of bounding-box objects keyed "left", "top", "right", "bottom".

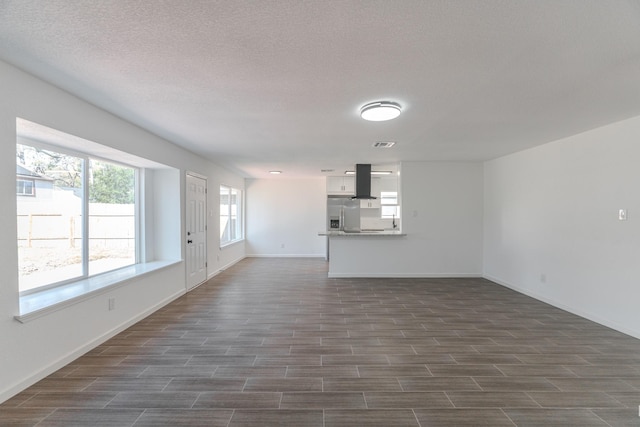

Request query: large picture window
[
  {"left": 16, "top": 143, "right": 138, "bottom": 293},
  {"left": 220, "top": 185, "right": 243, "bottom": 246}
]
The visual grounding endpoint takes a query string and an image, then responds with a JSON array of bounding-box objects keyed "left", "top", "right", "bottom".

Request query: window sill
[
  {"left": 220, "top": 238, "right": 244, "bottom": 249},
  {"left": 15, "top": 260, "right": 182, "bottom": 323}
]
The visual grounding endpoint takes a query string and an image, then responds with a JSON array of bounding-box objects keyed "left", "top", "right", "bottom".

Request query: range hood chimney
[{"left": 354, "top": 164, "right": 376, "bottom": 199}]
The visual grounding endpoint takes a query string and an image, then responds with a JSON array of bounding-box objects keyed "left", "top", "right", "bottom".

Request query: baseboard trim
[
  {"left": 0, "top": 289, "right": 185, "bottom": 404},
  {"left": 246, "top": 254, "right": 326, "bottom": 258},
  {"left": 328, "top": 272, "right": 482, "bottom": 278},
  {"left": 484, "top": 274, "right": 640, "bottom": 340},
  {"left": 207, "top": 255, "right": 247, "bottom": 280}
]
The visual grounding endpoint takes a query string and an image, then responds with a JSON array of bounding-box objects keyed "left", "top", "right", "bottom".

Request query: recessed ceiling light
[
  {"left": 360, "top": 101, "right": 402, "bottom": 121},
  {"left": 269, "top": 170, "right": 282, "bottom": 175}
]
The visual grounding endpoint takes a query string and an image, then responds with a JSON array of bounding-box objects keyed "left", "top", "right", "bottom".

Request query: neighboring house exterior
[
  {"left": 16, "top": 165, "right": 81, "bottom": 251},
  {"left": 16, "top": 164, "right": 80, "bottom": 216},
  {"left": 16, "top": 164, "right": 54, "bottom": 200}
]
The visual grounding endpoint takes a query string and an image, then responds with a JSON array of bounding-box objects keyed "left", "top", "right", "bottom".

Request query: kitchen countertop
[{"left": 318, "top": 230, "right": 406, "bottom": 236}]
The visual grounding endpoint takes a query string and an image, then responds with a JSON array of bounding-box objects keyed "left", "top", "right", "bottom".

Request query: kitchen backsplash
[{"left": 360, "top": 217, "right": 396, "bottom": 230}]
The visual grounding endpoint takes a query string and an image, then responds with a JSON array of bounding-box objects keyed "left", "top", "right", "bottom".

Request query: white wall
[
  {"left": 329, "top": 162, "right": 484, "bottom": 277},
  {"left": 484, "top": 115, "right": 640, "bottom": 338},
  {"left": 205, "top": 167, "right": 246, "bottom": 277},
  {"left": 0, "top": 60, "right": 245, "bottom": 402},
  {"left": 245, "top": 178, "right": 326, "bottom": 257},
  {"left": 148, "top": 168, "right": 180, "bottom": 261}
]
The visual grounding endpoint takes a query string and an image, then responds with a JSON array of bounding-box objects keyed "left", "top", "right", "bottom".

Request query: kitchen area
[{"left": 319, "top": 164, "right": 406, "bottom": 275}]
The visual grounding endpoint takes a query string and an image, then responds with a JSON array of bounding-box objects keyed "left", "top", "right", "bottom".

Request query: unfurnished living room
[{"left": 1, "top": 1, "right": 639, "bottom": 426}]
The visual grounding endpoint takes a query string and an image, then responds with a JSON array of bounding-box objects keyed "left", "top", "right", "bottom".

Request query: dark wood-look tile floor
[{"left": 2, "top": 258, "right": 640, "bottom": 426}]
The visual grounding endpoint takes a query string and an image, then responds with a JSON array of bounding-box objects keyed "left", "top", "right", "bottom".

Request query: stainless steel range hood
[{"left": 354, "top": 164, "right": 376, "bottom": 199}]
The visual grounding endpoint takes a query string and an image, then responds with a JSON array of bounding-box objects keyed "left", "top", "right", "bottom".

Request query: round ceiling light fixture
[{"left": 360, "top": 101, "right": 402, "bottom": 121}]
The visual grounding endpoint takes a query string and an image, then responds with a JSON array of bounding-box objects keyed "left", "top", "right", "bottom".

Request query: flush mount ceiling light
[
  {"left": 269, "top": 170, "right": 282, "bottom": 175},
  {"left": 360, "top": 101, "right": 402, "bottom": 121}
]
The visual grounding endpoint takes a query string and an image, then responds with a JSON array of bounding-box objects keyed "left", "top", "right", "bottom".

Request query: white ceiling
[{"left": 1, "top": 0, "right": 639, "bottom": 178}]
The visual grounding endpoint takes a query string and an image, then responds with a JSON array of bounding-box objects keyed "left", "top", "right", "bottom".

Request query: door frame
[{"left": 185, "top": 171, "right": 208, "bottom": 291}]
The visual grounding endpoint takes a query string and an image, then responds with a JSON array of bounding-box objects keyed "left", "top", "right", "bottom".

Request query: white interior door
[{"left": 186, "top": 173, "right": 207, "bottom": 290}]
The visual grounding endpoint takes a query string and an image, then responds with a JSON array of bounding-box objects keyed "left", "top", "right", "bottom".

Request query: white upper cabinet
[
  {"left": 359, "top": 199, "right": 381, "bottom": 209},
  {"left": 326, "top": 176, "right": 355, "bottom": 195},
  {"left": 359, "top": 177, "right": 381, "bottom": 208}
]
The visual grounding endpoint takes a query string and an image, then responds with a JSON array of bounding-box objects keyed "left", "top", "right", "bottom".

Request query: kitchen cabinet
[
  {"left": 326, "top": 176, "right": 355, "bottom": 195},
  {"left": 360, "top": 199, "right": 381, "bottom": 209}
]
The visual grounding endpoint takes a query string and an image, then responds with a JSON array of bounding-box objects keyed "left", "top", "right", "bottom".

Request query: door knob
[{"left": 187, "top": 240, "right": 193, "bottom": 244}]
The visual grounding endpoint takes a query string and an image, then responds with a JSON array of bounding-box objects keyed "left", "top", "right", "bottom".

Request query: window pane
[
  {"left": 380, "top": 191, "right": 397, "bottom": 205},
  {"left": 230, "top": 188, "right": 239, "bottom": 241},
  {"left": 24, "top": 180, "right": 34, "bottom": 195},
  {"left": 220, "top": 185, "right": 242, "bottom": 245},
  {"left": 380, "top": 191, "right": 399, "bottom": 219},
  {"left": 16, "top": 144, "right": 83, "bottom": 292},
  {"left": 88, "top": 159, "right": 136, "bottom": 276},
  {"left": 220, "top": 186, "right": 230, "bottom": 243},
  {"left": 17, "top": 179, "right": 35, "bottom": 195},
  {"left": 381, "top": 205, "right": 399, "bottom": 219}
]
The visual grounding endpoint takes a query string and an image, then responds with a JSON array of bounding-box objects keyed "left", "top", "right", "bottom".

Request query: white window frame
[
  {"left": 380, "top": 191, "right": 400, "bottom": 219},
  {"left": 17, "top": 178, "right": 35, "bottom": 196},
  {"left": 219, "top": 185, "right": 244, "bottom": 247},
  {"left": 16, "top": 139, "right": 140, "bottom": 295},
  {"left": 14, "top": 118, "right": 184, "bottom": 323}
]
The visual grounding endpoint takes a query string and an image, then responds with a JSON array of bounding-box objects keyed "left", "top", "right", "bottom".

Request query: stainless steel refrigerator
[{"left": 327, "top": 196, "right": 360, "bottom": 232}]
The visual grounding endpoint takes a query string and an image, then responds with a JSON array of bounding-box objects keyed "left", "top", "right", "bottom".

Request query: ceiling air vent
[{"left": 373, "top": 141, "right": 396, "bottom": 148}]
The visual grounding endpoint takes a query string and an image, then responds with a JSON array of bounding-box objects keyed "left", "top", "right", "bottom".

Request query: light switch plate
[{"left": 619, "top": 209, "right": 627, "bottom": 221}]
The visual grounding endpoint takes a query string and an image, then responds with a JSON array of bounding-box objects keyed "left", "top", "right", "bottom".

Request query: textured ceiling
[{"left": 1, "top": 0, "right": 639, "bottom": 178}]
